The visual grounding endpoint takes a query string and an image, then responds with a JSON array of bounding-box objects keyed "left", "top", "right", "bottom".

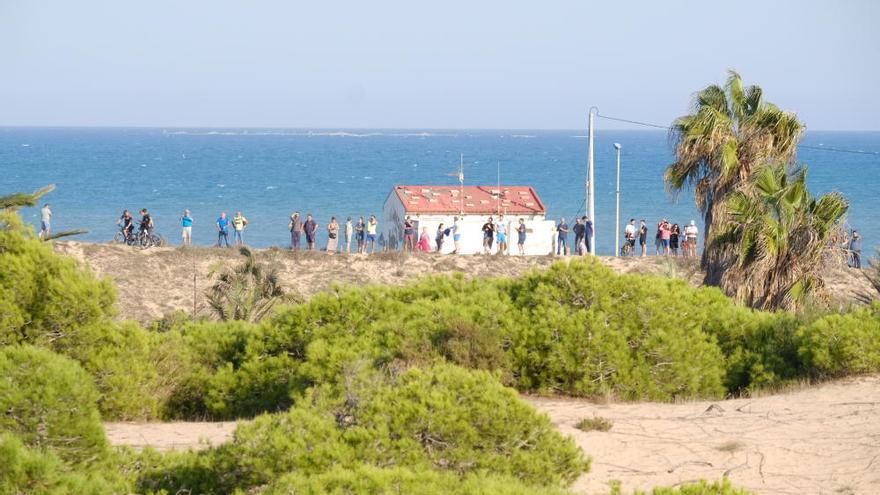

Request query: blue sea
[{"left": 2, "top": 128, "right": 878, "bottom": 255}]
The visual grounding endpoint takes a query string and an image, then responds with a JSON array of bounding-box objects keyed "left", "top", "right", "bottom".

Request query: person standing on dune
[
  {"left": 326, "top": 216, "right": 339, "bottom": 252},
  {"left": 180, "top": 209, "right": 193, "bottom": 246},
  {"left": 232, "top": 211, "right": 248, "bottom": 246},
  {"left": 344, "top": 217, "right": 353, "bottom": 253},
  {"left": 216, "top": 212, "right": 230, "bottom": 248},
  {"left": 39, "top": 203, "right": 52, "bottom": 239},
  {"left": 289, "top": 212, "right": 302, "bottom": 250},
  {"left": 366, "top": 215, "right": 378, "bottom": 253},
  {"left": 303, "top": 214, "right": 318, "bottom": 250}
]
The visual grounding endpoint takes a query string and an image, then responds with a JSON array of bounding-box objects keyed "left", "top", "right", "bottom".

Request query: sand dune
[
  {"left": 54, "top": 241, "right": 876, "bottom": 324},
  {"left": 105, "top": 375, "right": 880, "bottom": 494}
]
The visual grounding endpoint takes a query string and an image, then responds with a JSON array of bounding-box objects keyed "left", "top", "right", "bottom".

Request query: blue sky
[{"left": 2, "top": 0, "right": 878, "bottom": 130}]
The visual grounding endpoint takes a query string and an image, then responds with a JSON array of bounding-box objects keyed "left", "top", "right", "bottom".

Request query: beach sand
[
  {"left": 105, "top": 374, "right": 880, "bottom": 494},
  {"left": 54, "top": 241, "right": 876, "bottom": 324}
]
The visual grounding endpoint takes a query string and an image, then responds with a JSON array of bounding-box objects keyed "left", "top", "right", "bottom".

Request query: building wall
[{"left": 381, "top": 195, "right": 556, "bottom": 255}]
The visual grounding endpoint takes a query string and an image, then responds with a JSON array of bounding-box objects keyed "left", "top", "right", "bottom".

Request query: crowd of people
[{"left": 101, "top": 207, "right": 866, "bottom": 266}]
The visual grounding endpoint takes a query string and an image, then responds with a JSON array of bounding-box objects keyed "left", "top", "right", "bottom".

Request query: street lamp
[{"left": 613, "top": 143, "right": 622, "bottom": 257}]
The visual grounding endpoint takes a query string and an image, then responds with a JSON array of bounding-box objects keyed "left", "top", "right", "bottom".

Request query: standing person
[
  {"left": 180, "top": 209, "right": 193, "bottom": 246},
  {"left": 849, "top": 230, "right": 862, "bottom": 269},
  {"left": 289, "top": 212, "right": 303, "bottom": 250},
  {"left": 482, "top": 217, "right": 495, "bottom": 254},
  {"left": 417, "top": 226, "right": 431, "bottom": 252},
  {"left": 231, "top": 211, "right": 248, "bottom": 246},
  {"left": 39, "top": 203, "right": 52, "bottom": 239},
  {"left": 303, "top": 214, "right": 318, "bottom": 250},
  {"left": 451, "top": 216, "right": 461, "bottom": 254},
  {"left": 639, "top": 219, "right": 648, "bottom": 257},
  {"left": 654, "top": 221, "right": 663, "bottom": 255},
  {"left": 366, "top": 215, "right": 378, "bottom": 253},
  {"left": 496, "top": 215, "right": 508, "bottom": 255},
  {"left": 624, "top": 218, "right": 637, "bottom": 256},
  {"left": 582, "top": 216, "right": 593, "bottom": 254},
  {"left": 684, "top": 220, "right": 699, "bottom": 258},
  {"left": 355, "top": 216, "right": 366, "bottom": 253},
  {"left": 516, "top": 218, "right": 527, "bottom": 255},
  {"left": 659, "top": 220, "right": 671, "bottom": 256},
  {"left": 556, "top": 217, "right": 569, "bottom": 256},
  {"left": 572, "top": 217, "right": 585, "bottom": 255},
  {"left": 344, "top": 217, "right": 353, "bottom": 253},
  {"left": 435, "top": 223, "right": 446, "bottom": 252},
  {"left": 216, "top": 212, "right": 230, "bottom": 247},
  {"left": 670, "top": 223, "right": 681, "bottom": 256},
  {"left": 326, "top": 217, "right": 339, "bottom": 252},
  {"left": 403, "top": 216, "right": 416, "bottom": 252}
]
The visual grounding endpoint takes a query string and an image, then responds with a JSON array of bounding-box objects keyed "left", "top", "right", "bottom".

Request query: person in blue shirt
[
  {"left": 216, "top": 212, "right": 230, "bottom": 248},
  {"left": 849, "top": 230, "right": 862, "bottom": 269},
  {"left": 556, "top": 217, "right": 569, "bottom": 255},
  {"left": 180, "top": 209, "right": 194, "bottom": 246}
]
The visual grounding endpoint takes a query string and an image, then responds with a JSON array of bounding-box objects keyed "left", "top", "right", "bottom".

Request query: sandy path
[{"left": 105, "top": 375, "right": 880, "bottom": 494}]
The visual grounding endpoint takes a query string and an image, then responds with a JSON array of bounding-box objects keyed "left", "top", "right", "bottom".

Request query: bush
[
  {"left": 137, "top": 364, "right": 589, "bottom": 494},
  {"left": 611, "top": 478, "right": 753, "bottom": 494},
  {"left": 0, "top": 435, "right": 130, "bottom": 495},
  {"left": 0, "top": 346, "right": 108, "bottom": 465},
  {"left": 263, "top": 464, "right": 572, "bottom": 495},
  {"left": 798, "top": 302, "right": 880, "bottom": 376},
  {"left": 0, "top": 217, "right": 115, "bottom": 348}
]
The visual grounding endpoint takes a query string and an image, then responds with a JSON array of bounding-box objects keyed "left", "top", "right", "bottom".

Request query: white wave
[
  {"left": 363, "top": 176, "right": 373, "bottom": 180},
  {"left": 266, "top": 186, "right": 278, "bottom": 190},
  {"left": 217, "top": 184, "right": 225, "bottom": 188},
  {"left": 511, "top": 134, "right": 536, "bottom": 138},
  {"left": 21, "top": 144, "right": 30, "bottom": 147}
]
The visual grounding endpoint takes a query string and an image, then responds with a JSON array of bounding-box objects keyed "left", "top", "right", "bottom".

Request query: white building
[{"left": 380, "top": 185, "right": 556, "bottom": 255}]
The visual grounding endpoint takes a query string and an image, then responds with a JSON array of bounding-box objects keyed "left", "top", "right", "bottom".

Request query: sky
[{"left": 1, "top": 0, "right": 879, "bottom": 130}]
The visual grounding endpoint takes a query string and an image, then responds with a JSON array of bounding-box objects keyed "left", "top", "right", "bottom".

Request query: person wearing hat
[{"left": 684, "top": 220, "right": 699, "bottom": 257}]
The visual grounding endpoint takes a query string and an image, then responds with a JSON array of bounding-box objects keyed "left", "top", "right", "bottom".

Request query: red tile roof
[{"left": 392, "top": 185, "right": 546, "bottom": 215}]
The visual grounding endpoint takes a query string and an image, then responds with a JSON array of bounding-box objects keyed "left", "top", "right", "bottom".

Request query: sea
[{"left": 2, "top": 127, "right": 878, "bottom": 256}]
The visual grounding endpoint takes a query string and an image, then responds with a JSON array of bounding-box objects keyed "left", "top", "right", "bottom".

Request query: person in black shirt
[
  {"left": 482, "top": 217, "right": 495, "bottom": 254},
  {"left": 638, "top": 219, "right": 648, "bottom": 257},
  {"left": 572, "top": 218, "right": 586, "bottom": 255},
  {"left": 139, "top": 209, "right": 154, "bottom": 235}
]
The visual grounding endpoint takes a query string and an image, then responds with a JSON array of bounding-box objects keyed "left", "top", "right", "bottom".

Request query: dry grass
[{"left": 575, "top": 415, "right": 614, "bottom": 433}]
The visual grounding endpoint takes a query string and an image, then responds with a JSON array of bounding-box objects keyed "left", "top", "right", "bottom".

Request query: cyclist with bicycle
[
  {"left": 623, "top": 218, "right": 637, "bottom": 256},
  {"left": 139, "top": 209, "right": 154, "bottom": 236},
  {"left": 117, "top": 210, "right": 134, "bottom": 241}
]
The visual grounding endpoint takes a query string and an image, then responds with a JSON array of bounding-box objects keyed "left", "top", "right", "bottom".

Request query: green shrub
[
  {"left": 0, "top": 435, "right": 130, "bottom": 495},
  {"left": 610, "top": 478, "right": 753, "bottom": 494},
  {"left": 0, "top": 346, "right": 108, "bottom": 465},
  {"left": 798, "top": 302, "right": 880, "bottom": 376},
  {"left": 264, "top": 464, "right": 572, "bottom": 495},
  {"left": 137, "top": 364, "right": 588, "bottom": 494},
  {"left": 0, "top": 217, "right": 115, "bottom": 348}
]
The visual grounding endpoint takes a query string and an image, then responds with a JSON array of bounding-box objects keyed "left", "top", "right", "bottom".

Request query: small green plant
[{"left": 575, "top": 415, "right": 614, "bottom": 433}]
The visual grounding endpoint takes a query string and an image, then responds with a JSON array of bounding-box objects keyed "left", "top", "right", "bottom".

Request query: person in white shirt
[
  {"left": 684, "top": 220, "right": 699, "bottom": 257},
  {"left": 39, "top": 203, "right": 52, "bottom": 239},
  {"left": 624, "top": 218, "right": 637, "bottom": 255}
]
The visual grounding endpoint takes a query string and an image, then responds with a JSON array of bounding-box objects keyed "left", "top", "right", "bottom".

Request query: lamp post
[
  {"left": 613, "top": 143, "right": 622, "bottom": 257},
  {"left": 587, "top": 108, "right": 597, "bottom": 255}
]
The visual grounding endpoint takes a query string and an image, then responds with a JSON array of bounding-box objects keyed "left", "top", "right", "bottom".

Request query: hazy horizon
[{"left": 3, "top": 1, "right": 879, "bottom": 131}]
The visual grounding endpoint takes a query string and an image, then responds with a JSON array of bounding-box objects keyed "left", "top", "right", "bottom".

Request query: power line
[{"left": 595, "top": 113, "right": 879, "bottom": 156}]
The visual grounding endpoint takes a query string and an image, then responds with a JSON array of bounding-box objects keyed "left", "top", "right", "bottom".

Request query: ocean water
[{"left": 2, "top": 128, "right": 878, "bottom": 255}]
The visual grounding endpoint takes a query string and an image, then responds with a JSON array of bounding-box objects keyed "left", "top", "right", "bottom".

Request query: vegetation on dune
[
  {"left": 666, "top": 71, "right": 848, "bottom": 310},
  {"left": 1, "top": 186, "right": 877, "bottom": 494},
  {"left": 206, "top": 246, "right": 302, "bottom": 322}
]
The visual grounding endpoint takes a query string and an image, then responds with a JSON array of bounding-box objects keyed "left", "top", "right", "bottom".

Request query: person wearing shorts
[
  {"left": 289, "top": 212, "right": 303, "bottom": 250},
  {"left": 403, "top": 216, "right": 415, "bottom": 252},
  {"left": 481, "top": 217, "right": 495, "bottom": 254},
  {"left": 659, "top": 220, "right": 671, "bottom": 256},
  {"left": 180, "top": 209, "right": 193, "bottom": 246},
  {"left": 638, "top": 219, "right": 648, "bottom": 257},
  {"left": 39, "top": 203, "right": 52, "bottom": 239},
  {"left": 451, "top": 216, "right": 461, "bottom": 254},
  {"left": 303, "top": 214, "right": 318, "bottom": 250},
  {"left": 516, "top": 218, "right": 527, "bottom": 255},
  {"left": 366, "top": 215, "right": 378, "bottom": 253},
  {"left": 496, "top": 215, "right": 508, "bottom": 255}
]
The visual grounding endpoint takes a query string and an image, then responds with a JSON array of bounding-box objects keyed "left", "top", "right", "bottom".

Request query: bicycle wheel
[{"left": 112, "top": 232, "right": 123, "bottom": 244}]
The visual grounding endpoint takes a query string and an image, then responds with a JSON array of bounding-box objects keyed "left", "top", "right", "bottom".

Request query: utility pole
[
  {"left": 587, "top": 108, "right": 596, "bottom": 255},
  {"left": 614, "top": 143, "right": 622, "bottom": 257}
]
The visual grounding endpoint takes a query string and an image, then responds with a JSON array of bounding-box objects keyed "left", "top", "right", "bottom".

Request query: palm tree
[
  {"left": 206, "top": 246, "right": 301, "bottom": 322},
  {"left": 711, "top": 163, "right": 848, "bottom": 310},
  {"left": 665, "top": 71, "right": 804, "bottom": 284}
]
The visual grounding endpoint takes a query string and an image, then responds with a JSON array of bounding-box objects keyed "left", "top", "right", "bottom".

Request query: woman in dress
[
  {"left": 435, "top": 223, "right": 445, "bottom": 252},
  {"left": 517, "top": 218, "right": 527, "bottom": 255},
  {"left": 670, "top": 223, "right": 680, "bottom": 257},
  {"left": 417, "top": 226, "right": 431, "bottom": 252},
  {"left": 326, "top": 216, "right": 339, "bottom": 252}
]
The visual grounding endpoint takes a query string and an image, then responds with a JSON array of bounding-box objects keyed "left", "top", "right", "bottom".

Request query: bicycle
[
  {"left": 112, "top": 228, "right": 138, "bottom": 246},
  {"left": 620, "top": 238, "right": 635, "bottom": 256},
  {"left": 136, "top": 229, "right": 166, "bottom": 248}
]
